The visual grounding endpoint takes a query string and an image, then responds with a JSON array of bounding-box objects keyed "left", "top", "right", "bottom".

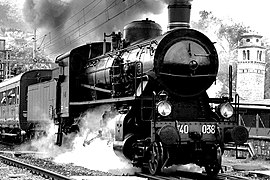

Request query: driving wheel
[{"left": 148, "top": 141, "right": 164, "bottom": 175}]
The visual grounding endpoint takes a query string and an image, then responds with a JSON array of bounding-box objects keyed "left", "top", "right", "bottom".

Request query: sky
[
  {"left": 149, "top": 0, "right": 270, "bottom": 40},
  {"left": 193, "top": 0, "right": 270, "bottom": 38}
]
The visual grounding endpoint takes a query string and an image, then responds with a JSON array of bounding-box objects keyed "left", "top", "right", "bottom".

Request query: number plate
[
  {"left": 178, "top": 124, "right": 189, "bottom": 134},
  {"left": 201, "top": 124, "right": 216, "bottom": 134},
  {"left": 177, "top": 124, "right": 216, "bottom": 134}
]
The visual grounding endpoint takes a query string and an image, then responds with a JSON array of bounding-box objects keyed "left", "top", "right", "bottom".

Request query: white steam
[
  {"left": 53, "top": 105, "right": 140, "bottom": 175},
  {"left": 18, "top": 104, "right": 140, "bottom": 175},
  {"left": 17, "top": 103, "right": 203, "bottom": 175}
]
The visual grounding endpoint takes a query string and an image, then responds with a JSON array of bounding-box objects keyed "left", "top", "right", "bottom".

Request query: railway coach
[{"left": 0, "top": 70, "right": 51, "bottom": 143}]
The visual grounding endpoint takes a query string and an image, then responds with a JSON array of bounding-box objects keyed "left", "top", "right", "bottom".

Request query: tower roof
[
  {"left": 238, "top": 32, "right": 265, "bottom": 49},
  {"left": 241, "top": 32, "right": 262, "bottom": 38}
]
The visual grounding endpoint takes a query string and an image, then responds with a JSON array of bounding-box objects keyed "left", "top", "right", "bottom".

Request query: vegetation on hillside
[{"left": 0, "top": 2, "right": 54, "bottom": 77}]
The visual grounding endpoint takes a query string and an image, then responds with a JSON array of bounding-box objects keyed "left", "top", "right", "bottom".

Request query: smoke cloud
[
  {"left": 23, "top": 0, "right": 192, "bottom": 58},
  {"left": 162, "top": 0, "right": 192, "bottom": 4},
  {"left": 23, "top": 0, "right": 72, "bottom": 29}
]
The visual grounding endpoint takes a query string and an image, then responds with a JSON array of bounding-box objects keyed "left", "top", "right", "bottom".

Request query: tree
[
  {"left": 2, "top": 28, "right": 55, "bottom": 77},
  {"left": 192, "top": 10, "right": 221, "bottom": 31},
  {"left": 191, "top": 11, "right": 251, "bottom": 97}
]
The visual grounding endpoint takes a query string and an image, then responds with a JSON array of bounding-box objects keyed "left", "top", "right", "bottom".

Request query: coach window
[
  {"left": 16, "top": 87, "right": 19, "bottom": 104},
  {"left": 8, "top": 89, "right": 15, "bottom": 105},
  {"left": 1, "top": 92, "right": 6, "bottom": 105},
  {"left": 0, "top": 93, "right": 2, "bottom": 105}
]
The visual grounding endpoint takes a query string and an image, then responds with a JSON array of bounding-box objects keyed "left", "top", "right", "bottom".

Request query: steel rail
[
  {"left": 218, "top": 173, "right": 250, "bottom": 180},
  {"left": 136, "top": 171, "right": 249, "bottom": 180},
  {"left": 135, "top": 172, "right": 176, "bottom": 180},
  {"left": 0, "top": 155, "right": 73, "bottom": 180}
]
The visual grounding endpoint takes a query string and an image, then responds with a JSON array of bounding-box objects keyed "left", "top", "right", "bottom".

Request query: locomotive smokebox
[{"left": 168, "top": 0, "right": 192, "bottom": 29}]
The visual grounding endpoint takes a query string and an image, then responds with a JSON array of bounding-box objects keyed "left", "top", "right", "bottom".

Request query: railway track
[
  {"left": 135, "top": 171, "right": 249, "bottom": 180},
  {"left": 0, "top": 152, "right": 256, "bottom": 180},
  {"left": 0, "top": 143, "right": 251, "bottom": 180},
  {"left": 218, "top": 173, "right": 250, "bottom": 180},
  {"left": 0, "top": 154, "right": 73, "bottom": 180}
]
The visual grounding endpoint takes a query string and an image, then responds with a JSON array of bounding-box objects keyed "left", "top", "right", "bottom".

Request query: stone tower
[{"left": 236, "top": 33, "right": 266, "bottom": 101}]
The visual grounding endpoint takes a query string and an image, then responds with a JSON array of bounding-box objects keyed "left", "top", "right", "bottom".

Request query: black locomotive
[{"left": 0, "top": 0, "right": 248, "bottom": 176}]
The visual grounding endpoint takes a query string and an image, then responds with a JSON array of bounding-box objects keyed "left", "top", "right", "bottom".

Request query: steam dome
[{"left": 123, "top": 19, "right": 162, "bottom": 44}]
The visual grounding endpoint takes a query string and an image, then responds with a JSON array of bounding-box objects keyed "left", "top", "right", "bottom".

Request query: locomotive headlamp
[
  {"left": 219, "top": 102, "right": 234, "bottom": 119},
  {"left": 157, "top": 101, "right": 172, "bottom": 116}
]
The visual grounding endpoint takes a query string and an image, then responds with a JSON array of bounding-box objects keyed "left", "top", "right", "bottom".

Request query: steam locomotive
[{"left": 0, "top": 0, "right": 249, "bottom": 176}]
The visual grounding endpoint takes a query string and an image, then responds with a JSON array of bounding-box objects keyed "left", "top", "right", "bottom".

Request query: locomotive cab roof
[{"left": 55, "top": 42, "right": 111, "bottom": 63}]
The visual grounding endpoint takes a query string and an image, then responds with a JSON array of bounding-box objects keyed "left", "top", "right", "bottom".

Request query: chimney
[{"left": 168, "top": 0, "right": 192, "bottom": 30}]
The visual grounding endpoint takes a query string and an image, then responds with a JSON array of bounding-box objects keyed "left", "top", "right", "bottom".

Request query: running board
[
  {"left": 70, "top": 81, "right": 148, "bottom": 106},
  {"left": 70, "top": 96, "right": 136, "bottom": 105}
]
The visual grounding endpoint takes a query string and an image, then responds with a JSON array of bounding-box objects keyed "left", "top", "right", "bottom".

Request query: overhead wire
[
  {"left": 35, "top": 0, "right": 98, "bottom": 44},
  {"left": 21, "top": 1, "right": 100, "bottom": 55},
  {"left": 41, "top": 0, "right": 119, "bottom": 51},
  {"left": 41, "top": 0, "right": 104, "bottom": 49},
  {"left": 44, "top": 0, "right": 143, "bottom": 57}
]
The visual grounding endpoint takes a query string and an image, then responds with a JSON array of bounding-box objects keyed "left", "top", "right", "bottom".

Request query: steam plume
[
  {"left": 23, "top": 0, "right": 191, "bottom": 58},
  {"left": 162, "top": 0, "right": 191, "bottom": 4},
  {"left": 81, "top": 0, "right": 167, "bottom": 39},
  {"left": 23, "top": 0, "right": 72, "bottom": 29}
]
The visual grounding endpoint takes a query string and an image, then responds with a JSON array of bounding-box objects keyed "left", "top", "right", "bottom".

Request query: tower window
[
  {"left": 246, "top": 39, "right": 250, "bottom": 42},
  {"left": 247, "top": 50, "right": 250, "bottom": 60},
  {"left": 243, "top": 50, "right": 246, "bottom": 60},
  {"left": 259, "top": 51, "right": 262, "bottom": 61}
]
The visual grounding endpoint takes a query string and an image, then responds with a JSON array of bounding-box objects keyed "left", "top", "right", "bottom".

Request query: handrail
[
  {"left": 159, "top": 72, "right": 217, "bottom": 77},
  {"left": 235, "top": 94, "right": 240, "bottom": 124},
  {"left": 111, "top": 60, "right": 144, "bottom": 97}
]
